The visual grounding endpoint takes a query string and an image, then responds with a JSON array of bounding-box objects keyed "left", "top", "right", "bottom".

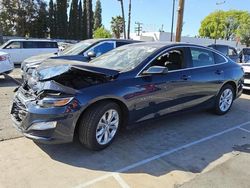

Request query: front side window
[
  {"left": 4, "top": 41, "right": 22, "bottom": 49},
  {"left": 191, "top": 48, "right": 215, "bottom": 67},
  {"left": 92, "top": 42, "right": 114, "bottom": 57},
  {"left": 62, "top": 42, "right": 92, "bottom": 55},
  {"left": 150, "top": 49, "right": 184, "bottom": 71}
]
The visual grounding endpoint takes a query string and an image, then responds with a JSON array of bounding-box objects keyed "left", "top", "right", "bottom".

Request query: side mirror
[
  {"left": 87, "top": 51, "right": 96, "bottom": 59},
  {"left": 142, "top": 66, "right": 168, "bottom": 75}
]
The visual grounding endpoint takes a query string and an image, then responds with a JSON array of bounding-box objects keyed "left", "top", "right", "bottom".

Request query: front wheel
[
  {"left": 78, "top": 101, "right": 121, "bottom": 150},
  {"left": 214, "top": 84, "right": 234, "bottom": 115}
]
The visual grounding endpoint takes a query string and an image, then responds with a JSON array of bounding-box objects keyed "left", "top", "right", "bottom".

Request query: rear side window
[
  {"left": 215, "top": 45, "right": 228, "bottom": 56},
  {"left": 116, "top": 41, "right": 129, "bottom": 48},
  {"left": 23, "top": 41, "right": 58, "bottom": 49},
  {"left": 190, "top": 48, "right": 215, "bottom": 67},
  {"left": 213, "top": 52, "right": 226, "bottom": 64}
]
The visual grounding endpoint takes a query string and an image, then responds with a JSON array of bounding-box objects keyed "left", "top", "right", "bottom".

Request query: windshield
[
  {"left": 243, "top": 48, "right": 250, "bottom": 55},
  {"left": 89, "top": 45, "right": 159, "bottom": 71},
  {"left": 62, "top": 41, "right": 93, "bottom": 55}
]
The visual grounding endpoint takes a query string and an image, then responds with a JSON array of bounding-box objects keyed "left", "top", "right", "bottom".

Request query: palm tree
[
  {"left": 111, "top": 16, "right": 124, "bottom": 39},
  {"left": 117, "top": 0, "right": 126, "bottom": 39},
  {"left": 127, "top": 0, "right": 131, "bottom": 39}
]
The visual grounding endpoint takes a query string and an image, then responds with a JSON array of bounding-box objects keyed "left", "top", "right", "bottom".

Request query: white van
[
  {"left": 0, "top": 39, "right": 59, "bottom": 64},
  {"left": 0, "top": 51, "right": 14, "bottom": 75}
]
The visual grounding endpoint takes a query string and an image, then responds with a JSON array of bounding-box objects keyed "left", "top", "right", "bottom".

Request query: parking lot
[{"left": 0, "top": 67, "right": 250, "bottom": 188}]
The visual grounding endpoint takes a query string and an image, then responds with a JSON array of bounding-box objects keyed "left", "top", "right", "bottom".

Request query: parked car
[
  {"left": 208, "top": 44, "right": 239, "bottom": 62},
  {"left": 239, "top": 47, "right": 250, "bottom": 64},
  {"left": 21, "top": 39, "right": 140, "bottom": 80},
  {"left": 11, "top": 43, "right": 244, "bottom": 150},
  {"left": 0, "top": 39, "right": 59, "bottom": 64},
  {"left": 241, "top": 63, "right": 250, "bottom": 90},
  {"left": 0, "top": 51, "right": 14, "bottom": 75}
]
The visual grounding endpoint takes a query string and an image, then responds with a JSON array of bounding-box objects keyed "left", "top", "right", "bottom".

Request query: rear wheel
[
  {"left": 78, "top": 101, "right": 121, "bottom": 150},
  {"left": 214, "top": 84, "right": 234, "bottom": 115}
]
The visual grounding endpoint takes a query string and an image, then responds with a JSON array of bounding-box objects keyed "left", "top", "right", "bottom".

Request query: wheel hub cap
[
  {"left": 219, "top": 89, "right": 233, "bottom": 112},
  {"left": 96, "top": 109, "right": 119, "bottom": 145}
]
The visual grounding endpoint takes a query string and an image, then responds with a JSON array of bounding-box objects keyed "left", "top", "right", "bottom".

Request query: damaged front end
[{"left": 10, "top": 64, "right": 119, "bottom": 143}]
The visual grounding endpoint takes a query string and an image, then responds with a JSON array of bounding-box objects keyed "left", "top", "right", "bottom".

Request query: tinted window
[
  {"left": 243, "top": 48, "right": 250, "bottom": 55},
  {"left": 92, "top": 42, "right": 114, "bottom": 57},
  {"left": 215, "top": 45, "right": 228, "bottom": 56},
  {"left": 191, "top": 48, "right": 215, "bottom": 67},
  {"left": 23, "top": 41, "right": 58, "bottom": 49},
  {"left": 5, "top": 41, "right": 22, "bottom": 49},
  {"left": 213, "top": 52, "right": 226, "bottom": 64},
  {"left": 228, "top": 47, "right": 237, "bottom": 56},
  {"left": 151, "top": 49, "right": 184, "bottom": 71},
  {"left": 116, "top": 41, "right": 129, "bottom": 47}
]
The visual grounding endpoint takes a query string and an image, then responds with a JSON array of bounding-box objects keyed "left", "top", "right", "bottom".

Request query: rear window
[
  {"left": 23, "top": 41, "right": 58, "bottom": 49},
  {"left": 116, "top": 41, "right": 130, "bottom": 47}
]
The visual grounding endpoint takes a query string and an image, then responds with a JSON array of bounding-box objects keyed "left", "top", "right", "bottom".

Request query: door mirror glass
[
  {"left": 143, "top": 66, "right": 168, "bottom": 75},
  {"left": 87, "top": 51, "right": 96, "bottom": 59}
]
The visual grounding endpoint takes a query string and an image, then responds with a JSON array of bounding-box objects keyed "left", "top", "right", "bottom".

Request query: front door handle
[
  {"left": 181, "top": 75, "right": 191, "bottom": 80},
  {"left": 215, "top": 70, "right": 224, "bottom": 75}
]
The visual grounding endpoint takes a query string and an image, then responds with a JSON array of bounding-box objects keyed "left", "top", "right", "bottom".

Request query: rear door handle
[
  {"left": 215, "top": 70, "right": 224, "bottom": 75},
  {"left": 181, "top": 75, "right": 191, "bottom": 80}
]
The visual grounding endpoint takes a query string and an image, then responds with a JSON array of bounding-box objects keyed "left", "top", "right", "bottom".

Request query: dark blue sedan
[{"left": 11, "top": 42, "right": 244, "bottom": 150}]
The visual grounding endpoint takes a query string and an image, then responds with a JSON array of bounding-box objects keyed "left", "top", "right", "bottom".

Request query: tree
[
  {"left": 56, "top": 0, "right": 68, "bottom": 39},
  {"left": 49, "top": 0, "right": 56, "bottom": 38},
  {"left": 238, "top": 13, "right": 250, "bottom": 47},
  {"left": 77, "top": 0, "right": 84, "bottom": 39},
  {"left": 84, "top": 0, "right": 93, "bottom": 39},
  {"left": 30, "top": 1, "right": 48, "bottom": 38},
  {"left": 127, "top": 0, "right": 131, "bottom": 39},
  {"left": 199, "top": 10, "right": 250, "bottom": 41},
  {"left": 94, "top": 0, "right": 102, "bottom": 30},
  {"left": 69, "top": 0, "right": 79, "bottom": 39},
  {"left": 111, "top": 16, "right": 124, "bottom": 39},
  {"left": 117, "top": 0, "right": 126, "bottom": 39},
  {"left": 93, "top": 27, "right": 112, "bottom": 38}
]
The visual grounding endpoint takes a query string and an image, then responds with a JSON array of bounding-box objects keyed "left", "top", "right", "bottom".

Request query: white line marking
[
  {"left": 238, "top": 127, "right": 250, "bottom": 133},
  {"left": 74, "top": 121, "right": 250, "bottom": 188},
  {"left": 113, "top": 173, "right": 130, "bottom": 188}
]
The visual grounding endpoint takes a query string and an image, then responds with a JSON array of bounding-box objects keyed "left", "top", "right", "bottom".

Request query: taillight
[{"left": 0, "top": 55, "right": 7, "bottom": 61}]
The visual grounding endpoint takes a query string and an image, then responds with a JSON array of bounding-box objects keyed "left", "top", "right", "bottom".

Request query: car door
[
  {"left": 1, "top": 41, "right": 22, "bottom": 64},
  {"left": 129, "top": 47, "right": 196, "bottom": 123},
  {"left": 187, "top": 47, "right": 226, "bottom": 106}
]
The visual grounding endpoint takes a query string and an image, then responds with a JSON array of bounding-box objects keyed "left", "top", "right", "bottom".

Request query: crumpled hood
[{"left": 35, "top": 62, "right": 120, "bottom": 81}]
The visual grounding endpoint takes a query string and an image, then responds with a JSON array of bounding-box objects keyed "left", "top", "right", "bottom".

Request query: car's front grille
[
  {"left": 244, "top": 83, "right": 250, "bottom": 87},
  {"left": 11, "top": 93, "right": 28, "bottom": 124}
]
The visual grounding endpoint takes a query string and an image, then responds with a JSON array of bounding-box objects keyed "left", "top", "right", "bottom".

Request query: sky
[{"left": 48, "top": 0, "right": 250, "bottom": 36}]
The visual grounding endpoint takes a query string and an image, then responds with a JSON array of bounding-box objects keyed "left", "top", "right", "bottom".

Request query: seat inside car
[{"left": 153, "top": 50, "right": 183, "bottom": 71}]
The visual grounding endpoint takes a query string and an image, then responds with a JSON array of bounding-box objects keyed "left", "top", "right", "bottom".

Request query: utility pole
[
  {"left": 214, "top": 1, "right": 226, "bottom": 44},
  {"left": 135, "top": 22, "right": 143, "bottom": 36},
  {"left": 127, "top": 0, "right": 131, "bottom": 39},
  {"left": 170, "top": 0, "right": 176, "bottom": 42},
  {"left": 118, "top": 0, "right": 126, "bottom": 39},
  {"left": 175, "top": 0, "right": 185, "bottom": 42}
]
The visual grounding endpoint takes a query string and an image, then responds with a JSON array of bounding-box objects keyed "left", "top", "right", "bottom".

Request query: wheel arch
[
  {"left": 220, "top": 81, "right": 237, "bottom": 99},
  {"left": 73, "top": 98, "right": 129, "bottom": 139}
]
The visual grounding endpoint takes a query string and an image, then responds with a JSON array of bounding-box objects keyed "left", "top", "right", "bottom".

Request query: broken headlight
[{"left": 37, "top": 97, "right": 74, "bottom": 108}]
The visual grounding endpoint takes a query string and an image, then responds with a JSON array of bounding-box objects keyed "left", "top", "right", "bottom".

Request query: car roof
[
  {"left": 79, "top": 38, "right": 141, "bottom": 44},
  {"left": 7, "top": 39, "right": 57, "bottom": 43}
]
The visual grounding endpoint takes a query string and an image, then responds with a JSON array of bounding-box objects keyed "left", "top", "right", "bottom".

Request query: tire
[
  {"left": 78, "top": 101, "right": 122, "bottom": 150},
  {"left": 214, "top": 84, "right": 235, "bottom": 115}
]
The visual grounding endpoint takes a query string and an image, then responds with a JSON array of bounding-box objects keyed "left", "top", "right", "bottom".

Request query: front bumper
[{"left": 10, "top": 88, "right": 81, "bottom": 144}]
